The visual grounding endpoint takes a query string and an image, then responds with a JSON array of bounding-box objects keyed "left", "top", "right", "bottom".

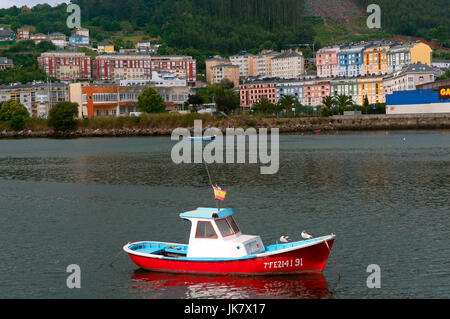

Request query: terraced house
[
  {"left": 386, "top": 41, "right": 432, "bottom": 74},
  {"left": 362, "top": 41, "right": 391, "bottom": 76},
  {"left": 330, "top": 78, "right": 359, "bottom": 104},
  {"left": 338, "top": 43, "right": 366, "bottom": 77},
  {"left": 357, "top": 76, "right": 385, "bottom": 105},
  {"left": 302, "top": 80, "right": 331, "bottom": 107},
  {"left": 316, "top": 45, "right": 340, "bottom": 78}
]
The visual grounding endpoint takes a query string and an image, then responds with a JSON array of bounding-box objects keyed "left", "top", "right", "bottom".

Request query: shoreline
[{"left": 1, "top": 114, "right": 449, "bottom": 139}]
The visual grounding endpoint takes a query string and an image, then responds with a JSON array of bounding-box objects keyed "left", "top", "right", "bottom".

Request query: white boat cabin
[{"left": 180, "top": 207, "right": 265, "bottom": 258}]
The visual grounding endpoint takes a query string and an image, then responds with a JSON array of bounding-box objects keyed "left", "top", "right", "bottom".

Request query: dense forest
[
  {"left": 0, "top": 0, "right": 448, "bottom": 54},
  {"left": 0, "top": 0, "right": 448, "bottom": 80},
  {"left": 354, "top": 0, "right": 449, "bottom": 44}
]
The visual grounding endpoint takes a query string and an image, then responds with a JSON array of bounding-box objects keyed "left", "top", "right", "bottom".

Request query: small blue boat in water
[{"left": 189, "top": 135, "right": 216, "bottom": 142}]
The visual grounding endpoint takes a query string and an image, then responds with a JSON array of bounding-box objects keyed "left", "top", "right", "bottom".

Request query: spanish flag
[{"left": 213, "top": 185, "right": 227, "bottom": 201}]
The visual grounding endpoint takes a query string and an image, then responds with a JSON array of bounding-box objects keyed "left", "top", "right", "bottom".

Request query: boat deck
[{"left": 127, "top": 236, "right": 333, "bottom": 260}]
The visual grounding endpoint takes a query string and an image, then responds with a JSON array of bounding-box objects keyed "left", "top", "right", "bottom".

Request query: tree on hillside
[
  {"left": 137, "top": 88, "right": 166, "bottom": 113},
  {"left": 48, "top": 102, "right": 79, "bottom": 132}
]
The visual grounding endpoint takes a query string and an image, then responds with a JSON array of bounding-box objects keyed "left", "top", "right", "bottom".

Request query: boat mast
[{"left": 204, "top": 161, "right": 220, "bottom": 211}]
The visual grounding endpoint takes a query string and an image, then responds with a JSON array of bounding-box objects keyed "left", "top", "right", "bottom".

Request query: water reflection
[{"left": 129, "top": 269, "right": 333, "bottom": 299}]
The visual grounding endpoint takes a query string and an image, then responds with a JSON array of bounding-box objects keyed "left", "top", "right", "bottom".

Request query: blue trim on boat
[
  {"left": 127, "top": 236, "right": 333, "bottom": 262},
  {"left": 179, "top": 207, "right": 234, "bottom": 219}
]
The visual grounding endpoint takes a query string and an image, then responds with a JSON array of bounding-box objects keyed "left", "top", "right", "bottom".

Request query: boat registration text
[{"left": 263, "top": 258, "right": 303, "bottom": 269}]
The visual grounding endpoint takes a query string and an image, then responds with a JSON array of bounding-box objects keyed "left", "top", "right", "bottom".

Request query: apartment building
[
  {"left": 316, "top": 45, "right": 340, "bottom": 78},
  {"left": 154, "top": 86, "right": 191, "bottom": 110},
  {"left": 120, "top": 71, "right": 187, "bottom": 87},
  {"left": 150, "top": 55, "right": 197, "bottom": 86},
  {"left": 239, "top": 81, "right": 277, "bottom": 108},
  {"left": 38, "top": 51, "right": 91, "bottom": 81},
  {"left": 230, "top": 51, "right": 257, "bottom": 78},
  {"left": 431, "top": 60, "right": 450, "bottom": 70},
  {"left": 69, "top": 83, "right": 144, "bottom": 118},
  {"left": 205, "top": 56, "right": 229, "bottom": 83},
  {"left": 383, "top": 63, "right": 435, "bottom": 95},
  {"left": 0, "top": 82, "right": 69, "bottom": 118},
  {"left": 69, "top": 82, "right": 191, "bottom": 117},
  {"left": 92, "top": 53, "right": 152, "bottom": 82},
  {"left": 302, "top": 80, "right": 331, "bottom": 107},
  {"left": 330, "top": 78, "right": 360, "bottom": 104},
  {"left": 97, "top": 42, "right": 115, "bottom": 54},
  {"left": 271, "top": 49, "right": 304, "bottom": 79},
  {"left": 255, "top": 50, "right": 280, "bottom": 78},
  {"left": 362, "top": 41, "right": 392, "bottom": 76},
  {"left": 357, "top": 76, "right": 385, "bottom": 105},
  {"left": 338, "top": 43, "right": 366, "bottom": 77},
  {"left": 275, "top": 80, "right": 304, "bottom": 103},
  {"left": 211, "top": 64, "right": 240, "bottom": 88}
]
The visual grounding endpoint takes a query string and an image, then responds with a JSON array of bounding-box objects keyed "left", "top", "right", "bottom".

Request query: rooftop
[
  {"left": 402, "top": 62, "right": 434, "bottom": 73},
  {"left": 179, "top": 207, "right": 235, "bottom": 219},
  {"left": 273, "top": 50, "right": 302, "bottom": 59}
]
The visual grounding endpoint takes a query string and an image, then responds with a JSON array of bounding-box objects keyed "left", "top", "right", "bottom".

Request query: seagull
[
  {"left": 279, "top": 235, "right": 290, "bottom": 243},
  {"left": 301, "top": 230, "right": 313, "bottom": 240}
]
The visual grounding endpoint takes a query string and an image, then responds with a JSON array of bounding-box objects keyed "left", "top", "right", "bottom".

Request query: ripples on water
[{"left": 0, "top": 131, "right": 448, "bottom": 298}]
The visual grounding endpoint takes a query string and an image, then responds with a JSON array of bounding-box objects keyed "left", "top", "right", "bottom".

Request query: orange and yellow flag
[{"left": 213, "top": 186, "right": 227, "bottom": 201}]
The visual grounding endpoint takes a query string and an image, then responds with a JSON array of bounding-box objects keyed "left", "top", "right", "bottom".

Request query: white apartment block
[
  {"left": 271, "top": 49, "right": 304, "bottom": 79},
  {"left": 230, "top": 51, "right": 257, "bottom": 78}
]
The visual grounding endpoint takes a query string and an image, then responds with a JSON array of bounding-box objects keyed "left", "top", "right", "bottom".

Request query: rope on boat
[
  {"left": 323, "top": 237, "right": 341, "bottom": 281},
  {"left": 109, "top": 249, "right": 124, "bottom": 267}
]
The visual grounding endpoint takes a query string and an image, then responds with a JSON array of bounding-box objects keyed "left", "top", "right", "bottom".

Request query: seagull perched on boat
[
  {"left": 279, "top": 235, "right": 290, "bottom": 243},
  {"left": 301, "top": 230, "right": 313, "bottom": 240}
]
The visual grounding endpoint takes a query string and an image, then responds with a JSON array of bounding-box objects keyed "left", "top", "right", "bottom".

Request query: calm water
[{"left": 0, "top": 131, "right": 448, "bottom": 299}]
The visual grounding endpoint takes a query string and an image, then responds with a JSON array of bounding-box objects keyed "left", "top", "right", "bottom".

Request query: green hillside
[{"left": 0, "top": 0, "right": 448, "bottom": 77}]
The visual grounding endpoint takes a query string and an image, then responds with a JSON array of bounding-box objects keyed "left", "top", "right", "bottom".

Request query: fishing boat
[{"left": 123, "top": 207, "right": 335, "bottom": 275}]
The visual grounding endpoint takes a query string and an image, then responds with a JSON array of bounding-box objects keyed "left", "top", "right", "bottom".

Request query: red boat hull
[{"left": 127, "top": 239, "right": 334, "bottom": 276}]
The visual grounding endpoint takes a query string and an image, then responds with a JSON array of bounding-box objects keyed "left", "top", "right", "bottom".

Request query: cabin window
[
  {"left": 195, "top": 221, "right": 217, "bottom": 239},
  {"left": 226, "top": 216, "right": 240, "bottom": 234},
  {"left": 216, "top": 218, "right": 233, "bottom": 237}
]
